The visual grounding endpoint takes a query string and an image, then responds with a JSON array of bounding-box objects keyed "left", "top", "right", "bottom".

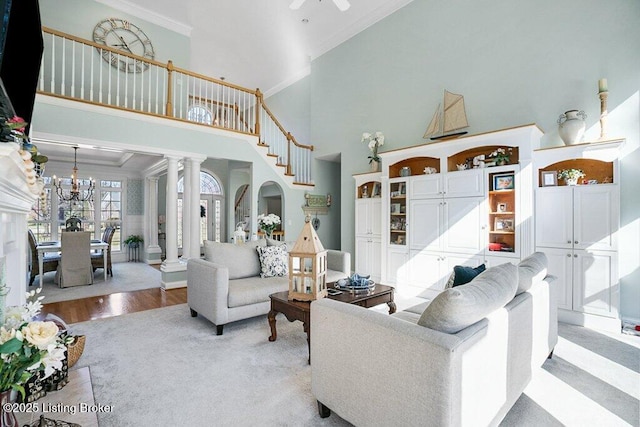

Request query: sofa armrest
[
  {"left": 326, "top": 249, "right": 350, "bottom": 276},
  {"left": 310, "top": 298, "right": 487, "bottom": 426},
  {"left": 187, "top": 258, "right": 230, "bottom": 325}
]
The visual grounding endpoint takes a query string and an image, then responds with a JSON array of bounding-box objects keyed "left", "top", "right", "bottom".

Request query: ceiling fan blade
[
  {"left": 289, "top": 0, "right": 306, "bottom": 10},
  {"left": 332, "top": 0, "right": 351, "bottom": 11}
]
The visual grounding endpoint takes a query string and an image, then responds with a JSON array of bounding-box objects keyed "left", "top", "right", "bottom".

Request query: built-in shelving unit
[
  {"left": 353, "top": 172, "right": 382, "bottom": 282},
  {"left": 533, "top": 139, "right": 623, "bottom": 332},
  {"left": 377, "top": 124, "right": 542, "bottom": 295},
  {"left": 389, "top": 181, "right": 407, "bottom": 246}
]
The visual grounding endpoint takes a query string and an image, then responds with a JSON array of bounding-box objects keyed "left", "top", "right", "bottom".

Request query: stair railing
[{"left": 38, "top": 26, "right": 313, "bottom": 185}]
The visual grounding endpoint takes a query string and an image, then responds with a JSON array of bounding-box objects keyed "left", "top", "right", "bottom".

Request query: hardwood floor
[{"left": 41, "top": 287, "right": 187, "bottom": 323}]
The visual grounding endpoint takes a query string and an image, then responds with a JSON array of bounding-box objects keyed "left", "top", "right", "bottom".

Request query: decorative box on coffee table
[{"left": 288, "top": 218, "right": 328, "bottom": 302}]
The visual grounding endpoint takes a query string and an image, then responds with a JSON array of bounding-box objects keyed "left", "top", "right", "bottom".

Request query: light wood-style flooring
[{"left": 41, "top": 287, "right": 187, "bottom": 323}]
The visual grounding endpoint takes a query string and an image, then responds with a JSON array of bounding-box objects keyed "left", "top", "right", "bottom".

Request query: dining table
[{"left": 36, "top": 239, "right": 108, "bottom": 287}]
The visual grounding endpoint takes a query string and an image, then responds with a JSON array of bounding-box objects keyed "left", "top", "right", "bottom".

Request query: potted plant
[
  {"left": 361, "top": 131, "right": 385, "bottom": 171},
  {"left": 557, "top": 168, "right": 585, "bottom": 186},
  {"left": 124, "top": 235, "right": 144, "bottom": 248}
]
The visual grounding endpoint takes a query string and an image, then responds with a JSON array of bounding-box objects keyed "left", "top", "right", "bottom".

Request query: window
[
  {"left": 29, "top": 178, "right": 123, "bottom": 252},
  {"left": 177, "top": 171, "right": 223, "bottom": 245},
  {"left": 188, "top": 104, "right": 213, "bottom": 125}
]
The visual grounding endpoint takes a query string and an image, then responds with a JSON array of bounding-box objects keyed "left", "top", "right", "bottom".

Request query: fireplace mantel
[{"left": 0, "top": 141, "right": 41, "bottom": 307}]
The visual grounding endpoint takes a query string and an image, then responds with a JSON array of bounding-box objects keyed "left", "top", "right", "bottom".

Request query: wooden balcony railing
[{"left": 38, "top": 27, "right": 314, "bottom": 185}]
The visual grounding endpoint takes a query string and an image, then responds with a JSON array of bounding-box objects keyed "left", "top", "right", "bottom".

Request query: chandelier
[{"left": 53, "top": 146, "right": 95, "bottom": 203}]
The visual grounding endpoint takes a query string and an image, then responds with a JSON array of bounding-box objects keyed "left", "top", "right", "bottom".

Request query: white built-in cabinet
[
  {"left": 353, "top": 173, "right": 382, "bottom": 282},
  {"left": 533, "top": 140, "right": 622, "bottom": 331},
  {"left": 377, "top": 125, "right": 542, "bottom": 298}
]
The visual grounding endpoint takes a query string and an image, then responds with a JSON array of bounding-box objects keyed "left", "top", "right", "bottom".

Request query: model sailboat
[{"left": 423, "top": 90, "right": 469, "bottom": 140}]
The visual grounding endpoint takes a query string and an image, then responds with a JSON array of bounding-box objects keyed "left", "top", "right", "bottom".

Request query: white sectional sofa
[
  {"left": 310, "top": 252, "right": 557, "bottom": 426},
  {"left": 187, "top": 239, "right": 351, "bottom": 335}
]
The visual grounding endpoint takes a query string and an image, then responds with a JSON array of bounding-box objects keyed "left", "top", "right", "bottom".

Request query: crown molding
[
  {"left": 310, "top": 0, "right": 415, "bottom": 61},
  {"left": 95, "top": 0, "right": 192, "bottom": 36}
]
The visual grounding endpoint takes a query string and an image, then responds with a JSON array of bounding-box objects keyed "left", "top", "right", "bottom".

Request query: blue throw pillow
[{"left": 451, "top": 264, "right": 486, "bottom": 287}]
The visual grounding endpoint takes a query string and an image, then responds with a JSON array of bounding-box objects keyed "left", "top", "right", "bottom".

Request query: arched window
[
  {"left": 188, "top": 104, "right": 213, "bottom": 125},
  {"left": 177, "top": 171, "right": 224, "bottom": 245},
  {"left": 177, "top": 171, "right": 222, "bottom": 195}
]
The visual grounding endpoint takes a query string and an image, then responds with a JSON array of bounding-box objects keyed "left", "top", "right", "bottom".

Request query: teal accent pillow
[{"left": 451, "top": 264, "right": 486, "bottom": 287}]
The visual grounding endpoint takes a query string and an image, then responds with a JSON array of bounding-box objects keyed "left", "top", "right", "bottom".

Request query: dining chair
[
  {"left": 55, "top": 231, "right": 93, "bottom": 288},
  {"left": 65, "top": 217, "right": 83, "bottom": 231},
  {"left": 27, "top": 229, "right": 60, "bottom": 286},
  {"left": 91, "top": 226, "right": 115, "bottom": 277}
]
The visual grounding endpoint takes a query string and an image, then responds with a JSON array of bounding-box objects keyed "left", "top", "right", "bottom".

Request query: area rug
[
  {"left": 69, "top": 304, "right": 349, "bottom": 426},
  {"left": 37, "top": 262, "right": 161, "bottom": 304},
  {"left": 67, "top": 304, "right": 640, "bottom": 426}
]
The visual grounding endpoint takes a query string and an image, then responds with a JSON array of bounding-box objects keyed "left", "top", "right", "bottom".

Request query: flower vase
[
  {"left": 0, "top": 389, "right": 18, "bottom": 427},
  {"left": 566, "top": 178, "right": 578, "bottom": 186},
  {"left": 496, "top": 159, "right": 507, "bottom": 166},
  {"left": 370, "top": 160, "right": 380, "bottom": 172},
  {"left": 558, "top": 110, "right": 587, "bottom": 146}
]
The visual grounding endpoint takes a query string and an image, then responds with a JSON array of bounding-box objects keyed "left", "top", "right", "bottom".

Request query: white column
[
  {"left": 181, "top": 160, "right": 192, "bottom": 259},
  {"left": 163, "top": 156, "right": 180, "bottom": 265},
  {"left": 189, "top": 157, "right": 203, "bottom": 258},
  {"left": 146, "top": 177, "right": 160, "bottom": 247}
]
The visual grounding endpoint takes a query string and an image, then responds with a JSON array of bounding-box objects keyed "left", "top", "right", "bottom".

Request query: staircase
[{"left": 38, "top": 26, "right": 314, "bottom": 186}]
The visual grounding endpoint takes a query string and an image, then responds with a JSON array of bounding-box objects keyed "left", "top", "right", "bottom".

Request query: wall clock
[{"left": 92, "top": 18, "right": 155, "bottom": 73}]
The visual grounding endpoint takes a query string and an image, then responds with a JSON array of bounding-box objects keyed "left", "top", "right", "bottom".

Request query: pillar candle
[{"left": 598, "top": 78, "right": 608, "bottom": 93}]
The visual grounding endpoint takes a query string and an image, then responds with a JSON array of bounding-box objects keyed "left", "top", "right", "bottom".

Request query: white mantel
[{"left": 0, "top": 141, "right": 41, "bottom": 308}]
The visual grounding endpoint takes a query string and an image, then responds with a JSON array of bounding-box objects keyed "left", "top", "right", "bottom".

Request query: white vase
[
  {"left": 566, "top": 178, "right": 578, "bottom": 186},
  {"left": 558, "top": 110, "right": 587, "bottom": 145}
]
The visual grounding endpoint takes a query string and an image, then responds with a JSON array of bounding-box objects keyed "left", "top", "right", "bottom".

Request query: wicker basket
[{"left": 67, "top": 335, "right": 86, "bottom": 368}]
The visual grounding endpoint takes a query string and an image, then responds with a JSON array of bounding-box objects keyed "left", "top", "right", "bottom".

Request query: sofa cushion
[
  {"left": 203, "top": 241, "right": 265, "bottom": 280},
  {"left": 517, "top": 252, "right": 548, "bottom": 295},
  {"left": 446, "top": 264, "right": 486, "bottom": 288},
  {"left": 418, "top": 262, "right": 518, "bottom": 333},
  {"left": 256, "top": 245, "right": 289, "bottom": 278},
  {"left": 228, "top": 276, "right": 289, "bottom": 308}
]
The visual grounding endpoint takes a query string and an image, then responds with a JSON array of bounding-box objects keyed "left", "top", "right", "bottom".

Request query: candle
[{"left": 598, "top": 78, "right": 608, "bottom": 93}]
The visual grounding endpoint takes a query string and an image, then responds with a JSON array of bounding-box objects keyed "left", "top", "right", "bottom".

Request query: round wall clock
[{"left": 92, "top": 18, "right": 155, "bottom": 73}]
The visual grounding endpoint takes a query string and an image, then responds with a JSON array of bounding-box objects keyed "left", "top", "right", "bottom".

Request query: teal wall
[
  {"left": 267, "top": 0, "right": 640, "bottom": 320},
  {"left": 39, "top": 0, "right": 190, "bottom": 69}
]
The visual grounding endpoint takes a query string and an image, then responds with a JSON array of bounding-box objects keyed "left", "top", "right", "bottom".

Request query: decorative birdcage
[{"left": 288, "top": 217, "right": 328, "bottom": 301}]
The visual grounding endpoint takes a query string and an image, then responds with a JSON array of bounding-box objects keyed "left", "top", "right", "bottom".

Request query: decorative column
[
  {"left": 162, "top": 156, "right": 181, "bottom": 266},
  {"left": 189, "top": 157, "right": 204, "bottom": 258},
  {"left": 182, "top": 159, "right": 192, "bottom": 259},
  {"left": 145, "top": 177, "right": 162, "bottom": 264}
]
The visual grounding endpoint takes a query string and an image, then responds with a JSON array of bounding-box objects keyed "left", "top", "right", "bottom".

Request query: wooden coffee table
[{"left": 268, "top": 283, "right": 396, "bottom": 362}]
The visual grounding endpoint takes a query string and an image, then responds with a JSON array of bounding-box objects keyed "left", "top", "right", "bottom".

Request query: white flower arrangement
[
  {"left": 257, "top": 213, "right": 281, "bottom": 237},
  {"left": 1, "top": 288, "right": 69, "bottom": 398},
  {"left": 557, "top": 169, "right": 585, "bottom": 181},
  {"left": 361, "top": 131, "right": 385, "bottom": 164}
]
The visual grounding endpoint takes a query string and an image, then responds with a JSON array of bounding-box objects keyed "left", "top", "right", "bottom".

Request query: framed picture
[
  {"left": 493, "top": 173, "right": 515, "bottom": 190},
  {"left": 541, "top": 170, "right": 558, "bottom": 187},
  {"left": 497, "top": 202, "right": 508, "bottom": 212},
  {"left": 372, "top": 182, "right": 381, "bottom": 197},
  {"left": 390, "top": 203, "right": 401, "bottom": 214},
  {"left": 398, "top": 182, "right": 406, "bottom": 195},
  {"left": 502, "top": 219, "right": 514, "bottom": 231},
  {"left": 494, "top": 218, "right": 514, "bottom": 231}
]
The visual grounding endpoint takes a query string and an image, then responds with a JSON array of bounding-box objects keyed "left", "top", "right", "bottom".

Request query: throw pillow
[
  {"left": 256, "top": 245, "right": 289, "bottom": 278},
  {"left": 418, "top": 263, "right": 518, "bottom": 334},
  {"left": 516, "top": 252, "right": 548, "bottom": 295},
  {"left": 449, "top": 264, "right": 486, "bottom": 288}
]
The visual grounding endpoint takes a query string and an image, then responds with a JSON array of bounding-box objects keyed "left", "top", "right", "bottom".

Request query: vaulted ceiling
[
  {"left": 99, "top": 0, "right": 414, "bottom": 95},
  {"left": 41, "top": 0, "right": 414, "bottom": 168}
]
